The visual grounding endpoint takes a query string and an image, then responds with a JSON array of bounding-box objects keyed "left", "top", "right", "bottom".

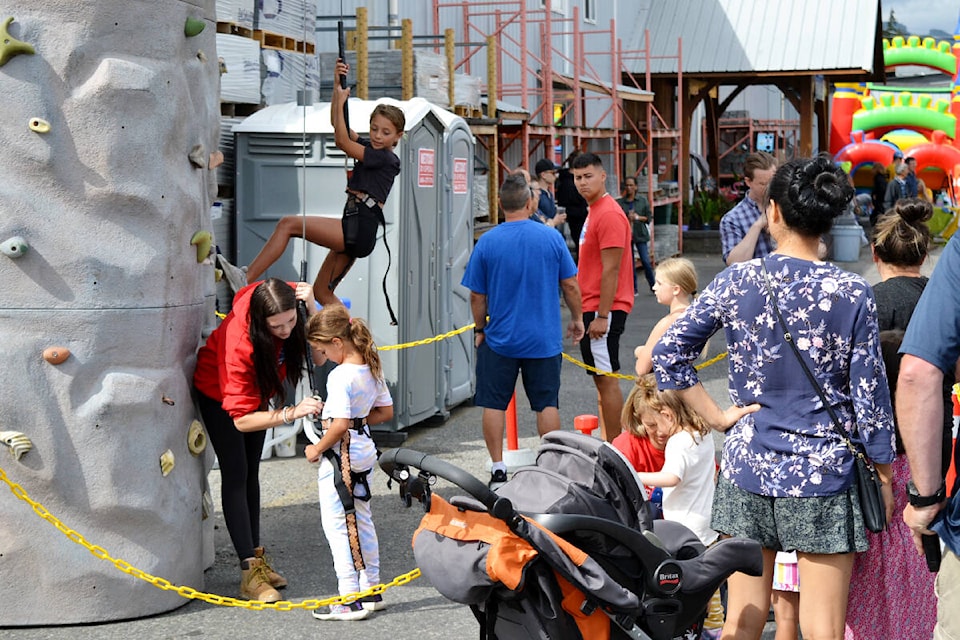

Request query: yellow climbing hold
[
  {"left": 190, "top": 230, "right": 213, "bottom": 263},
  {"left": 28, "top": 117, "right": 50, "bottom": 133},
  {"left": 184, "top": 17, "right": 205, "bottom": 37},
  {"left": 187, "top": 420, "right": 207, "bottom": 456},
  {"left": 0, "top": 17, "right": 35, "bottom": 67},
  {"left": 159, "top": 449, "right": 175, "bottom": 477}
]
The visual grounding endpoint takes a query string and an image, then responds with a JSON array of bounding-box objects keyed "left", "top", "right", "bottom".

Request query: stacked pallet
[
  {"left": 317, "top": 50, "right": 481, "bottom": 111},
  {"left": 214, "top": 0, "right": 320, "bottom": 275}
]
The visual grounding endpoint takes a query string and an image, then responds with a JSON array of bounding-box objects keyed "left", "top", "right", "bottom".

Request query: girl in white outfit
[
  {"left": 304, "top": 304, "right": 394, "bottom": 621},
  {"left": 632, "top": 374, "right": 724, "bottom": 639}
]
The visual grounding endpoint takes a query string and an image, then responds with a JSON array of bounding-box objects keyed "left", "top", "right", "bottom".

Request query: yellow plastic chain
[{"left": 0, "top": 464, "right": 419, "bottom": 610}]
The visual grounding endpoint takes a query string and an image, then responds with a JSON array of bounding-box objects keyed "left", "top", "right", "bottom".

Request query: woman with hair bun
[
  {"left": 844, "top": 198, "right": 942, "bottom": 639},
  {"left": 651, "top": 155, "right": 896, "bottom": 639}
]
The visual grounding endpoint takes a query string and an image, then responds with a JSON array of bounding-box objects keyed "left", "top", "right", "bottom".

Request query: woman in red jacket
[{"left": 194, "top": 278, "right": 322, "bottom": 602}]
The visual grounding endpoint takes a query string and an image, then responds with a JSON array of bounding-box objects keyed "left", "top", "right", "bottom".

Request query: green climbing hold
[
  {"left": 1, "top": 236, "right": 28, "bottom": 258},
  {"left": 0, "top": 17, "right": 35, "bottom": 67},
  {"left": 184, "top": 17, "right": 205, "bottom": 37}
]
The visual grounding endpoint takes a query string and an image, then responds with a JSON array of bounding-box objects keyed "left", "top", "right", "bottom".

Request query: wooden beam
[
  {"left": 717, "top": 85, "right": 746, "bottom": 115},
  {"left": 799, "top": 76, "right": 814, "bottom": 158}
]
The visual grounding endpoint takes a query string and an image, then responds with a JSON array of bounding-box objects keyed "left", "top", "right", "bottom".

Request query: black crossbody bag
[{"left": 760, "top": 260, "right": 886, "bottom": 533}]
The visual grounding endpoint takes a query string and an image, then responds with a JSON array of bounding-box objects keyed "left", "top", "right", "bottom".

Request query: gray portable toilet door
[
  {"left": 440, "top": 120, "right": 475, "bottom": 409},
  {"left": 397, "top": 112, "right": 444, "bottom": 426}
]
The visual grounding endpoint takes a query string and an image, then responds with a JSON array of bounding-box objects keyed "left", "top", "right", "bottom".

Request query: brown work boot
[
  {"left": 254, "top": 546, "right": 287, "bottom": 589},
  {"left": 239, "top": 557, "right": 281, "bottom": 602}
]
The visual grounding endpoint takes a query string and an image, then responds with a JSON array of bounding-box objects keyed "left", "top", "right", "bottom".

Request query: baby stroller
[{"left": 380, "top": 431, "right": 763, "bottom": 640}]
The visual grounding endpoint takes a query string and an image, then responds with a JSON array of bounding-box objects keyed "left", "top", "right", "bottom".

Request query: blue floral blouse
[{"left": 652, "top": 255, "right": 896, "bottom": 498}]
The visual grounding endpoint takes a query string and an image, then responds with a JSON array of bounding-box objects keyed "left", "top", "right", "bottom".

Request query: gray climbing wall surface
[{"left": 0, "top": 1, "right": 220, "bottom": 624}]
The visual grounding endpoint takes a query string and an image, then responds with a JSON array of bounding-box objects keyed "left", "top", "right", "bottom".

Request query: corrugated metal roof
[{"left": 627, "top": 0, "right": 880, "bottom": 75}]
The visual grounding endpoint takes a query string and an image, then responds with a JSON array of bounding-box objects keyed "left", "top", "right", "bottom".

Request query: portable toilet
[{"left": 233, "top": 97, "right": 475, "bottom": 430}]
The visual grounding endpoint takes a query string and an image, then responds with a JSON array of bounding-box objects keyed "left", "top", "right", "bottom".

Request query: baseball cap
[
  {"left": 893, "top": 150, "right": 903, "bottom": 159},
  {"left": 535, "top": 158, "right": 561, "bottom": 175}
]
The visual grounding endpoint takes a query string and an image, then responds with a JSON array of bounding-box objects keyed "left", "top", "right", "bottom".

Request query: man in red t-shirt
[{"left": 573, "top": 152, "right": 634, "bottom": 441}]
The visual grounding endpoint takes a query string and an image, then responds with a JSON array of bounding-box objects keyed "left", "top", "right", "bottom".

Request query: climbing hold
[
  {"left": 42, "top": 346, "right": 71, "bottom": 365},
  {"left": 209, "top": 149, "right": 224, "bottom": 169},
  {"left": 0, "top": 431, "right": 32, "bottom": 461},
  {"left": 161, "top": 395, "right": 175, "bottom": 406},
  {"left": 196, "top": 49, "right": 207, "bottom": 63},
  {"left": 190, "top": 230, "right": 213, "bottom": 262},
  {"left": 187, "top": 420, "right": 207, "bottom": 456},
  {"left": 188, "top": 143, "right": 206, "bottom": 168},
  {"left": 214, "top": 268, "right": 223, "bottom": 282},
  {"left": 1, "top": 236, "right": 28, "bottom": 258},
  {"left": 159, "top": 449, "right": 175, "bottom": 477},
  {"left": 0, "top": 18, "right": 35, "bottom": 67},
  {"left": 218, "top": 57, "right": 227, "bottom": 75},
  {"left": 28, "top": 117, "right": 50, "bottom": 133},
  {"left": 184, "top": 17, "right": 205, "bottom": 37}
]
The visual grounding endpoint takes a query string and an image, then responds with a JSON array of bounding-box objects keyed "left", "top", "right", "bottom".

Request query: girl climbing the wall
[
  {"left": 244, "top": 60, "right": 406, "bottom": 318},
  {"left": 193, "top": 278, "right": 323, "bottom": 602},
  {"left": 303, "top": 304, "right": 393, "bottom": 622}
]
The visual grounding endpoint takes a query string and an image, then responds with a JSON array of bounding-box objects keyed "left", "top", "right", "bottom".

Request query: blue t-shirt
[
  {"left": 901, "top": 234, "right": 960, "bottom": 375},
  {"left": 461, "top": 219, "right": 577, "bottom": 358},
  {"left": 653, "top": 255, "right": 896, "bottom": 497}
]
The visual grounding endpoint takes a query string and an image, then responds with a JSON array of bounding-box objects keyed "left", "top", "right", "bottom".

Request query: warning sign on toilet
[
  {"left": 453, "top": 158, "right": 468, "bottom": 194},
  {"left": 417, "top": 149, "right": 435, "bottom": 188}
]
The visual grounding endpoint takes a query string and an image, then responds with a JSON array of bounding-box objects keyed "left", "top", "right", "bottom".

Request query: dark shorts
[
  {"left": 578, "top": 310, "right": 627, "bottom": 375},
  {"left": 712, "top": 475, "right": 868, "bottom": 554},
  {"left": 474, "top": 341, "right": 562, "bottom": 412},
  {"left": 342, "top": 197, "right": 381, "bottom": 258}
]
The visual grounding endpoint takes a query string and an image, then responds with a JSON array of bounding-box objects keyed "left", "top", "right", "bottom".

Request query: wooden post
[
  {"left": 487, "top": 35, "right": 499, "bottom": 223},
  {"left": 356, "top": 7, "right": 368, "bottom": 99},
  {"left": 445, "top": 28, "right": 455, "bottom": 109},
  {"left": 799, "top": 76, "right": 814, "bottom": 158},
  {"left": 401, "top": 19, "right": 413, "bottom": 101}
]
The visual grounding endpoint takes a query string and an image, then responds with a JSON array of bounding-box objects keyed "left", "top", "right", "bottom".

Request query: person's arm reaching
[{"left": 725, "top": 212, "right": 767, "bottom": 265}]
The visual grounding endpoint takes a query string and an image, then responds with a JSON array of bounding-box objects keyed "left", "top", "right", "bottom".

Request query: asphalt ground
[{"left": 4, "top": 235, "right": 940, "bottom": 640}]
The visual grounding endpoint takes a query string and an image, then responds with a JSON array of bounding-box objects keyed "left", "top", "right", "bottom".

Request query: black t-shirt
[
  {"left": 874, "top": 275, "right": 954, "bottom": 475},
  {"left": 555, "top": 168, "right": 588, "bottom": 222},
  {"left": 347, "top": 138, "right": 401, "bottom": 204}
]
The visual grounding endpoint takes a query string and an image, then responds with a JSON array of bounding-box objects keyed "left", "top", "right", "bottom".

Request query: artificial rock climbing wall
[{"left": 0, "top": 1, "right": 220, "bottom": 624}]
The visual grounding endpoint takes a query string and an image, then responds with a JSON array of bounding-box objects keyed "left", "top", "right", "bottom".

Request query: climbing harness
[{"left": 320, "top": 417, "right": 376, "bottom": 571}]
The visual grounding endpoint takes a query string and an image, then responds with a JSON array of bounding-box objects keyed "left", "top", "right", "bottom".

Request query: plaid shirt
[{"left": 719, "top": 195, "right": 775, "bottom": 262}]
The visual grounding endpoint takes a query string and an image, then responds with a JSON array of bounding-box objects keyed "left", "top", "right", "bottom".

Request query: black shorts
[{"left": 342, "top": 197, "right": 382, "bottom": 258}]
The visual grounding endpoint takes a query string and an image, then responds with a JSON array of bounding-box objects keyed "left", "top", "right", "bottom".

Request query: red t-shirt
[
  {"left": 612, "top": 432, "right": 666, "bottom": 493},
  {"left": 193, "top": 281, "right": 289, "bottom": 419},
  {"left": 577, "top": 193, "right": 634, "bottom": 313}
]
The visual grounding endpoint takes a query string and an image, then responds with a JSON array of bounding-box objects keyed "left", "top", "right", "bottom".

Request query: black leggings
[{"left": 197, "top": 390, "right": 266, "bottom": 562}]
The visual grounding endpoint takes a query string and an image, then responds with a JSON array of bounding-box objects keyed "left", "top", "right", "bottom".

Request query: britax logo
[{"left": 659, "top": 572, "right": 680, "bottom": 585}]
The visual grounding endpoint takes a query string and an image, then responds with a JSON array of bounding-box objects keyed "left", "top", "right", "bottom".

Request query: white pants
[{"left": 317, "top": 438, "right": 379, "bottom": 596}]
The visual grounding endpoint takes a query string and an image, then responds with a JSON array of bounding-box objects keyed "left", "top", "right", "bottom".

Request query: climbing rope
[{"left": 0, "top": 463, "right": 419, "bottom": 610}]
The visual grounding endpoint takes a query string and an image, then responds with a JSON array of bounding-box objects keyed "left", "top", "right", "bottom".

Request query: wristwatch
[
  {"left": 474, "top": 326, "right": 485, "bottom": 334},
  {"left": 906, "top": 480, "right": 946, "bottom": 507}
]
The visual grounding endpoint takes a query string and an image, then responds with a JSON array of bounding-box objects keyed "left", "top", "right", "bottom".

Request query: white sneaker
[
  {"left": 312, "top": 602, "right": 370, "bottom": 621},
  {"left": 359, "top": 594, "right": 386, "bottom": 611}
]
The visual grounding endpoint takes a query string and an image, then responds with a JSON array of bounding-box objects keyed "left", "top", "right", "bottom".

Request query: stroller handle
[{"left": 379, "top": 447, "right": 501, "bottom": 511}]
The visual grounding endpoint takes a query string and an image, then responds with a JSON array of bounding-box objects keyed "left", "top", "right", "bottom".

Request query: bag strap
[{"left": 759, "top": 259, "right": 861, "bottom": 456}]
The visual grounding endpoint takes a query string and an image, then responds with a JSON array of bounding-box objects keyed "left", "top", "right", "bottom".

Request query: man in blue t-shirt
[
  {"left": 898, "top": 235, "right": 960, "bottom": 637},
  {"left": 461, "top": 173, "right": 584, "bottom": 489}
]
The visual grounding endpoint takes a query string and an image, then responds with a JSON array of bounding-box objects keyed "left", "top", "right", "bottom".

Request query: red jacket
[{"left": 193, "top": 281, "right": 290, "bottom": 419}]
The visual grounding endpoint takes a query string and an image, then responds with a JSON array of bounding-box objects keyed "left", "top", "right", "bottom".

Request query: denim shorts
[
  {"left": 474, "top": 341, "right": 561, "bottom": 412},
  {"left": 712, "top": 475, "right": 868, "bottom": 554}
]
